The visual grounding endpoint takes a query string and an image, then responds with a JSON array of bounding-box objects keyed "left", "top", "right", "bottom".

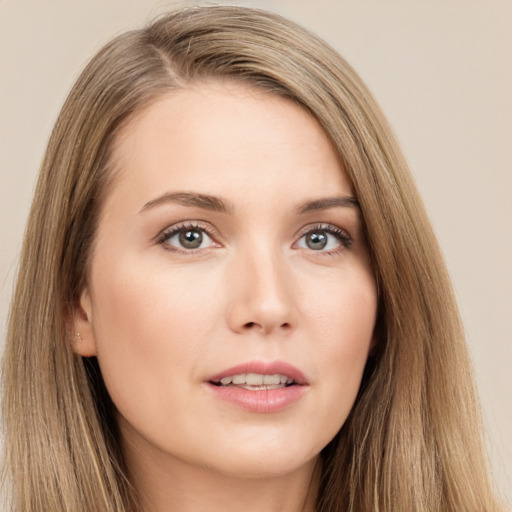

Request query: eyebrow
[
  {"left": 139, "top": 191, "right": 359, "bottom": 215},
  {"left": 140, "top": 192, "right": 234, "bottom": 214},
  {"left": 295, "top": 195, "right": 359, "bottom": 214}
]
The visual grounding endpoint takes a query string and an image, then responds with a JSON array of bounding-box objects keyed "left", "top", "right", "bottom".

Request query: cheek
[
  {"left": 302, "top": 264, "right": 377, "bottom": 353},
  {"left": 88, "top": 256, "right": 220, "bottom": 419},
  {"left": 301, "top": 269, "right": 377, "bottom": 429}
]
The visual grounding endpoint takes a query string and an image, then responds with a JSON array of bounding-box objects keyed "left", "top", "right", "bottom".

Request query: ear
[{"left": 71, "top": 287, "right": 98, "bottom": 357}]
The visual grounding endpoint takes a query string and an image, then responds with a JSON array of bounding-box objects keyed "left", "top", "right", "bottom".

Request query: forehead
[{"left": 106, "top": 81, "right": 352, "bottom": 213}]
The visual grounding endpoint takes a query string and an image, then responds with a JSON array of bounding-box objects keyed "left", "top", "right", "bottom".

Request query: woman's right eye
[{"left": 158, "top": 223, "right": 217, "bottom": 252}]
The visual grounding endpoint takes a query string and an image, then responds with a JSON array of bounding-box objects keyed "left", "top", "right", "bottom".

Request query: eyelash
[
  {"left": 156, "top": 221, "right": 353, "bottom": 255},
  {"left": 156, "top": 221, "right": 217, "bottom": 254},
  {"left": 296, "top": 224, "right": 353, "bottom": 254}
]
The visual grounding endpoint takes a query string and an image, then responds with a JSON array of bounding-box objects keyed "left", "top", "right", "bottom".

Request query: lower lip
[{"left": 206, "top": 383, "right": 307, "bottom": 413}]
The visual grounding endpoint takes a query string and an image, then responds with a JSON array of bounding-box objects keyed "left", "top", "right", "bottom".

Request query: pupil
[
  {"left": 179, "top": 230, "right": 203, "bottom": 249},
  {"left": 307, "top": 231, "right": 327, "bottom": 250}
]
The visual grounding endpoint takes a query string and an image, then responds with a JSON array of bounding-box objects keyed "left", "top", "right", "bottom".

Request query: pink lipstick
[{"left": 206, "top": 361, "right": 309, "bottom": 413}]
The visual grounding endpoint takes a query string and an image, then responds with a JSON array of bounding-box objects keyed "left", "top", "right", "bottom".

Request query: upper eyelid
[
  {"left": 295, "top": 222, "right": 352, "bottom": 240},
  {"left": 156, "top": 220, "right": 218, "bottom": 241}
]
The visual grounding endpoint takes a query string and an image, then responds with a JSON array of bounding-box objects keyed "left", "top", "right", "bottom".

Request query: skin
[{"left": 74, "top": 81, "right": 378, "bottom": 512}]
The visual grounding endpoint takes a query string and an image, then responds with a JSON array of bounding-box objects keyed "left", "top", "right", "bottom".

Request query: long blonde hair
[{"left": 1, "top": 5, "right": 501, "bottom": 511}]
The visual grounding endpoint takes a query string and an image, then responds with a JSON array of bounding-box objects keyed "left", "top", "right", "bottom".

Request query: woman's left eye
[
  {"left": 296, "top": 226, "right": 352, "bottom": 252},
  {"left": 158, "top": 224, "right": 217, "bottom": 251}
]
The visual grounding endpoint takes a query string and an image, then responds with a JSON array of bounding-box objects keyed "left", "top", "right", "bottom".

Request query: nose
[{"left": 226, "top": 247, "right": 298, "bottom": 336}]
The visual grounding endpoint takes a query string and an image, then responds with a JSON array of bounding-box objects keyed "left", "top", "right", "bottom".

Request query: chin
[
  {"left": 205, "top": 451, "right": 319, "bottom": 480},
  {"left": 192, "top": 432, "right": 325, "bottom": 480}
]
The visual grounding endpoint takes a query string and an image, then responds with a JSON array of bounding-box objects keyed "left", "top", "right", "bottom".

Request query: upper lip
[{"left": 207, "top": 360, "right": 308, "bottom": 386}]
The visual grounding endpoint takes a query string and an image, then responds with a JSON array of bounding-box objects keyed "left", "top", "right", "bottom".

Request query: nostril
[{"left": 241, "top": 321, "right": 293, "bottom": 333}]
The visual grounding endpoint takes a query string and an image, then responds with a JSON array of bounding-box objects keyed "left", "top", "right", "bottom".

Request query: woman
[{"left": 1, "top": 5, "right": 501, "bottom": 511}]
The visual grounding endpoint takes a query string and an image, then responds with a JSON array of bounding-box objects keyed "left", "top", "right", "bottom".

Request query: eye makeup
[
  {"left": 294, "top": 223, "right": 353, "bottom": 255},
  {"left": 154, "top": 218, "right": 353, "bottom": 258},
  {"left": 156, "top": 221, "right": 220, "bottom": 254}
]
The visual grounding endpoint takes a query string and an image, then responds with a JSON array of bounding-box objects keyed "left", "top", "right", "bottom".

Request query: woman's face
[{"left": 75, "top": 82, "right": 377, "bottom": 478}]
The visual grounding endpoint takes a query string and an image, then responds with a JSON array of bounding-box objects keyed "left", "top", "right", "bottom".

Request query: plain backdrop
[{"left": 1, "top": 0, "right": 511, "bottom": 505}]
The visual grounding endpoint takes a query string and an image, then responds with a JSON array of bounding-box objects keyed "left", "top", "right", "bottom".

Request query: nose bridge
[{"left": 227, "top": 237, "right": 297, "bottom": 335}]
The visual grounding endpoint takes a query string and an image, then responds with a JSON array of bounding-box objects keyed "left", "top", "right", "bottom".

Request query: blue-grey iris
[
  {"left": 179, "top": 230, "right": 203, "bottom": 249},
  {"left": 306, "top": 231, "right": 327, "bottom": 250}
]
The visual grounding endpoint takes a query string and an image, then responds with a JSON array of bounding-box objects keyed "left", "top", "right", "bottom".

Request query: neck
[{"left": 121, "top": 426, "right": 321, "bottom": 512}]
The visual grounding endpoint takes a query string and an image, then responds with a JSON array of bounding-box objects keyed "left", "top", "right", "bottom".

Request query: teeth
[
  {"left": 246, "top": 373, "right": 263, "bottom": 385},
  {"left": 217, "top": 373, "right": 294, "bottom": 387},
  {"left": 263, "top": 374, "right": 281, "bottom": 385}
]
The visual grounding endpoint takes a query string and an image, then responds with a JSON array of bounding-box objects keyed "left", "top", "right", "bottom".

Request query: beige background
[{"left": 1, "top": 0, "right": 510, "bottom": 505}]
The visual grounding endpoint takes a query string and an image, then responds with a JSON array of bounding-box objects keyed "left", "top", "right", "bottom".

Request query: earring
[{"left": 75, "top": 332, "right": 82, "bottom": 343}]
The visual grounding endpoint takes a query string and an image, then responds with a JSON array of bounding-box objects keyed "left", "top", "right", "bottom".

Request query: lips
[{"left": 206, "top": 361, "right": 309, "bottom": 413}]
